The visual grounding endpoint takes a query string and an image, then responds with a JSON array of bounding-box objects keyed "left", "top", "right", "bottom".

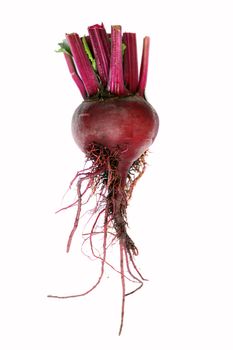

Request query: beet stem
[
  {"left": 122, "top": 33, "right": 138, "bottom": 93},
  {"left": 107, "top": 26, "right": 126, "bottom": 95},
  {"left": 138, "top": 36, "right": 150, "bottom": 96},
  {"left": 88, "top": 24, "right": 111, "bottom": 87},
  {"left": 66, "top": 33, "right": 99, "bottom": 97},
  {"left": 63, "top": 53, "right": 87, "bottom": 98}
]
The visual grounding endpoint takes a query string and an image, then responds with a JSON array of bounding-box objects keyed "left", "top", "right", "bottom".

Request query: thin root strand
[{"left": 49, "top": 142, "right": 149, "bottom": 335}]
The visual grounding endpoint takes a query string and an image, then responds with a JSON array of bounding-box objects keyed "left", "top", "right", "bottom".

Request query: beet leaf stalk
[
  {"left": 137, "top": 37, "right": 150, "bottom": 97},
  {"left": 49, "top": 23, "right": 159, "bottom": 336},
  {"left": 123, "top": 32, "right": 138, "bottom": 93},
  {"left": 66, "top": 33, "right": 99, "bottom": 96},
  {"left": 107, "top": 25, "right": 126, "bottom": 95},
  {"left": 57, "top": 41, "right": 87, "bottom": 98},
  {"left": 88, "top": 23, "right": 111, "bottom": 87}
]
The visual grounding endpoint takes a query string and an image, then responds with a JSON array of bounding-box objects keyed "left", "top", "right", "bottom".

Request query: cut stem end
[{"left": 57, "top": 24, "right": 152, "bottom": 99}]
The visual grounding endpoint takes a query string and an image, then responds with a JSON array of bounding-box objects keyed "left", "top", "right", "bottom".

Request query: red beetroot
[
  {"left": 48, "top": 23, "right": 159, "bottom": 336},
  {"left": 72, "top": 96, "right": 158, "bottom": 170}
]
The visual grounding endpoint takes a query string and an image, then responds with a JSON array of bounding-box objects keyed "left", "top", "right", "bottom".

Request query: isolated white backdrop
[{"left": 0, "top": 0, "right": 233, "bottom": 349}]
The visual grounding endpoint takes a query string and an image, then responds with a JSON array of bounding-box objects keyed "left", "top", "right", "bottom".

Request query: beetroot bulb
[{"left": 48, "top": 24, "right": 159, "bottom": 335}]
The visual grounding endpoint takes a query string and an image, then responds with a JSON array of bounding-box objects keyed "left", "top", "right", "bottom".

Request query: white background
[{"left": 0, "top": 0, "right": 233, "bottom": 349}]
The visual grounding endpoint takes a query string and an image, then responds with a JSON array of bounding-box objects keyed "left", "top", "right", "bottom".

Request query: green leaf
[
  {"left": 82, "top": 36, "right": 97, "bottom": 71},
  {"left": 56, "top": 40, "right": 72, "bottom": 55},
  {"left": 122, "top": 42, "right": 126, "bottom": 56}
]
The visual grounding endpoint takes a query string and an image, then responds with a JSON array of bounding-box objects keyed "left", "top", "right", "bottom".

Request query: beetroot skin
[
  {"left": 49, "top": 23, "right": 159, "bottom": 336},
  {"left": 72, "top": 96, "right": 159, "bottom": 169}
]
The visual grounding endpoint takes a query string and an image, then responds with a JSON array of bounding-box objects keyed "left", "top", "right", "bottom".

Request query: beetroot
[
  {"left": 48, "top": 23, "right": 159, "bottom": 335},
  {"left": 72, "top": 96, "right": 158, "bottom": 167}
]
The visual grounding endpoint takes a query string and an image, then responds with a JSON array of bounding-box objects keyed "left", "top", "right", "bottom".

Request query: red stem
[
  {"left": 137, "top": 36, "right": 150, "bottom": 97},
  {"left": 66, "top": 33, "right": 99, "bottom": 97},
  {"left": 107, "top": 26, "right": 125, "bottom": 95},
  {"left": 63, "top": 53, "right": 87, "bottom": 98},
  {"left": 88, "top": 24, "right": 111, "bottom": 87},
  {"left": 123, "top": 33, "right": 138, "bottom": 93}
]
